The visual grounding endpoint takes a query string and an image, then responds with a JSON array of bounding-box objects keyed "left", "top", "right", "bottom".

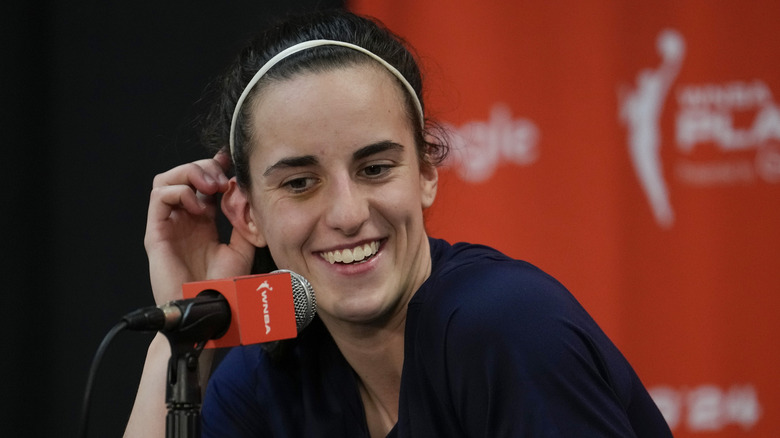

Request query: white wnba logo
[
  {"left": 257, "top": 281, "right": 273, "bottom": 334},
  {"left": 619, "top": 29, "right": 685, "bottom": 228}
]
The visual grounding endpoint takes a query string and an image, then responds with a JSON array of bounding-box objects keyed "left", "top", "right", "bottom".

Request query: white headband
[{"left": 228, "top": 39, "right": 424, "bottom": 159}]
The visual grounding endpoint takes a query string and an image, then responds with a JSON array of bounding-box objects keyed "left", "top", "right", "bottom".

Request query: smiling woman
[
  {"left": 222, "top": 62, "right": 438, "bottom": 331},
  {"left": 125, "top": 8, "right": 672, "bottom": 438}
]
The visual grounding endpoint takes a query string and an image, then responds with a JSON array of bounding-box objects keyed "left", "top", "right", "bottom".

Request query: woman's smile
[{"left": 319, "top": 240, "right": 381, "bottom": 264}]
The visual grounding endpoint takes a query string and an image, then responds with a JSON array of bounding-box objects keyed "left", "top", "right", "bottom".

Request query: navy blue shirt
[{"left": 202, "top": 238, "right": 671, "bottom": 437}]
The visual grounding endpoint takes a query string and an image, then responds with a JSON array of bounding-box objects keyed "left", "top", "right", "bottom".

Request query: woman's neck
[
  {"left": 321, "top": 239, "right": 433, "bottom": 436},
  {"left": 325, "top": 312, "right": 406, "bottom": 437}
]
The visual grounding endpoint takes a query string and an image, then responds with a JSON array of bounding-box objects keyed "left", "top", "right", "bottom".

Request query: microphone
[{"left": 122, "top": 269, "right": 316, "bottom": 347}]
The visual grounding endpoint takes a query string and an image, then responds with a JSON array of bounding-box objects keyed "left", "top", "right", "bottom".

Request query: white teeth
[{"left": 320, "top": 241, "right": 380, "bottom": 264}]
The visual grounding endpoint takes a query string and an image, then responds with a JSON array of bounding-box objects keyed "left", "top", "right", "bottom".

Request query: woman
[{"left": 126, "top": 9, "right": 671, "bottom": 437}]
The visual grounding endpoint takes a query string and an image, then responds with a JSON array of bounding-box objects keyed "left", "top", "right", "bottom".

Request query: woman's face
[{"left": 243, "top": 64, "right": 437, "bottom": 326}]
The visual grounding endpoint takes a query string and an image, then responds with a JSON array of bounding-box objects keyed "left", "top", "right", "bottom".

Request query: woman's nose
[{"left": 323, "top": 178, "right": 370, "bottom": 236}]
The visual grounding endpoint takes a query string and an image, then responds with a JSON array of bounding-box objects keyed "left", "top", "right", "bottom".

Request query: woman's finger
[
  {"left": 152, "top": 158, "right": 229, "bottom": 195},
  {"left": 147, "top": 184, "right": 210, "bottom": 224},
  {"left": 213, "top": 149, "right": 232, "bottom": 173}
]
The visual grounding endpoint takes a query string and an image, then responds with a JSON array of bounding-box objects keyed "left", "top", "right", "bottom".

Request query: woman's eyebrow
[
  {"left": 263, "top": 155, "right": 318, "bottom": 176},
  {"left": 262, "top": 141, "right": 403, "bottom": 176},
  {"left": 353, "top": 140, "right": 404, "bottom": 161}
]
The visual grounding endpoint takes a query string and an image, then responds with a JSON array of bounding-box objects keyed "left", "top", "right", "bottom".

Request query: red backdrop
[{"left": 350, "top": 1, "right": 780, "bottom": 436}]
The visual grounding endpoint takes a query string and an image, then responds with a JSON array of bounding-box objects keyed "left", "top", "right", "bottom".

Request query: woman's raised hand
[
  {"left": 126, "top": 151, "right": 255, "bottom": 437},
  {"left": 144, "top": 150, "right": 256, "bottom": 306}
]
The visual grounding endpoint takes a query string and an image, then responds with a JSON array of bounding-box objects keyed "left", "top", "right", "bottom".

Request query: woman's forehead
[
  {"left": 246, "top": 64, "right": 414, "bottom": 163},
  {"left": 252, "top": 62, "right": 403, "bottom": 106}
]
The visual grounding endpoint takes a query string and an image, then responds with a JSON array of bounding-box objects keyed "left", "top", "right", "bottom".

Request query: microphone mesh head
[{"left": 274, "top": 270, "right": 317, "bottom": 332}]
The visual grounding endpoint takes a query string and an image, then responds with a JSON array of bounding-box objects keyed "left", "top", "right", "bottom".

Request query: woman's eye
[
  {"left": 283, "top": 177, "right": 316, "bottom": 193},
  {"left": 362, "top": 164, "right": 390, "bottom": 178}
]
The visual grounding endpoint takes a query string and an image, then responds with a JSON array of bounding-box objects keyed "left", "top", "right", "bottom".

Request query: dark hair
[{"left": 200, "top": 9, "right": 448, "bottom": 189}]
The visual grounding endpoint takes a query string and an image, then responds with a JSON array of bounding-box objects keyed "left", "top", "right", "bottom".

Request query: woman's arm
[{"left": 124, "top": 151, "right": 255, "bottom": 437}]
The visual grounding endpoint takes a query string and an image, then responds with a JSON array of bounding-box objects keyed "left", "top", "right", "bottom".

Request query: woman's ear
[
  {"left": 420, "top": 162, "right": 438, "bottom": 209},
  {"left": 221, "top": 178, "right": 267, "bottom": 247}
]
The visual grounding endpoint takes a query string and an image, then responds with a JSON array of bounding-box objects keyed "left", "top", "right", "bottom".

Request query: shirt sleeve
[{"left": 439, "top": 263, "right": 661, "bottom": 437}]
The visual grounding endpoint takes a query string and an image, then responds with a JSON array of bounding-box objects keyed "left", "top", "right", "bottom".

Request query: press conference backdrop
[
  {"left": 350, "top": 1, "right": 780, "bottom": 436},
  {"left": 4, "top": 2, "right": 776, "bottom": 437}
]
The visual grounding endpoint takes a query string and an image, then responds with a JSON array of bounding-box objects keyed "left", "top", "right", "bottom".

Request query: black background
[{"left": 1, "top": 1, "right": 342, "bottom": 436}]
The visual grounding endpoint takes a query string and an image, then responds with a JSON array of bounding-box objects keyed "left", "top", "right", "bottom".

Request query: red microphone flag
[{"left": 181, "top": 272, "right": 298, "bottom": 349}]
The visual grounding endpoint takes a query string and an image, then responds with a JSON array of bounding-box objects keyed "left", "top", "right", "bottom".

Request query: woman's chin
[{"left": 324, "top": 297, "right": 395, "bottom": 326}]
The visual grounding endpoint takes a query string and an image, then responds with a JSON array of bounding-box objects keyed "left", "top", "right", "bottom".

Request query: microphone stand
[
  {"left": 163, "top": 332, "right": 206, "bottom": 438},
  {"left": 161, "top": 294, "right": 229, "bottom": 438}
]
